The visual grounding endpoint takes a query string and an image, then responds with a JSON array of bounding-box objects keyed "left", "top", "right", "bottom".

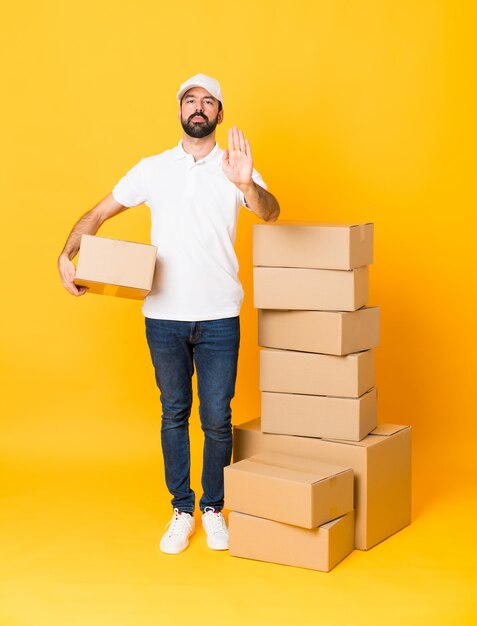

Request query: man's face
[{"left": 179, "top": 87, "right": 223, "bottom": 138}]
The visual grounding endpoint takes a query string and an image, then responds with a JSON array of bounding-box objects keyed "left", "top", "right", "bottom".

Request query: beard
[{"left": 181, "top": 111, "right": 219, "bottom": 138}]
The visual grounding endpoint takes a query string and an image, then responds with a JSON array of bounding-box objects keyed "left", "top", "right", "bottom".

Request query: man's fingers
[
  {"left": 58, "top": 254, "right": 89, "bottom": 297},
  {"left": 238, "top": 129, "right": 246, "bottom": 153},
  {"left": 245, "top": 138, "right": 252, "bottom": 158},
  {"left": 222, "top": 149, "right": 230, "bottom": 168},
  {"left": 62, "top": 279, "right": 82, "bottom": 296},
  {"left": 228, "top": 126, "right": 250, "bottom": 155},
  {"left": 228, "top": 128, "right": 235, "bottom": 152},
  {"left": 71, "top": 281, "right": 88, "bottom": 296},
  {"left": 233, "top": 126, "right": 241, "bottom": 152}
]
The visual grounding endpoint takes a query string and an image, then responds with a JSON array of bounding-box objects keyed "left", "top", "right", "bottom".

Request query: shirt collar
[{"left": 172, "top": 140, "right": 221, "bottom": 163}]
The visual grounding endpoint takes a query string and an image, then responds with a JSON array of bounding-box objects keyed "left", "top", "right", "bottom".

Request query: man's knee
[
  {"left": 161, "top": 403, "right": 192, "bottom": 431},
  {"left": 199, "top": 405, "right": 232, "bottom": 440}
]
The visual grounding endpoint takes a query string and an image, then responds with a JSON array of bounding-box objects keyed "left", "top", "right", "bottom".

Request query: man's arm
[
  {"left": 222, "top": 126, "right": 280, "bottom": 223},
  {"left": 57, "top": 192, "right": 128, "bottom": 296},
  {"left": 238, "top": 181, "right": 280, "bottom": 222}
]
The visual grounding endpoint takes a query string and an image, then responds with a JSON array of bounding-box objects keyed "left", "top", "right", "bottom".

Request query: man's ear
[{"left": 217, "top": 109, "right": 224, "bottom": 125}]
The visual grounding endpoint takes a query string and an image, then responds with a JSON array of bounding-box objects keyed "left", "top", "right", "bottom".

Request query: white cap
[{"left": 176, "top": 73, "right": 223, "bottom": 107}]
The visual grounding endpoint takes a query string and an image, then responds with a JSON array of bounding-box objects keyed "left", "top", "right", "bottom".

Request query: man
[{"left": 57, "top": 73, "right": 280, "bottom": 555}]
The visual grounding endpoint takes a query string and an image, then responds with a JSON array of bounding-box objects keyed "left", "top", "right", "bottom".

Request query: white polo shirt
[{"left": 112, "top": 140, "right": 267, "bottom": 321}]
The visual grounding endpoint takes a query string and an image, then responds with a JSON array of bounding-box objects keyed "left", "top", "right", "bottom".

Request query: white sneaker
[
  {"left": 160, "top": 508, "right": 195, "bottom": 554},
  {"left": 202, "top": 507, "right": 229, "bottom": 550}
]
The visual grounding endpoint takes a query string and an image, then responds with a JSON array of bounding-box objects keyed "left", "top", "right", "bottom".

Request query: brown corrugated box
[
  {"left": 233, "top": 418, "right": 411, "bottom": 551},
  {"left": 260, "top": 348, "right": 375, "bottom": 398},
  {"left": 224, "top": 451, "right": 353, "bottom": 529},
  {"left": 253, "top": 222, "right": 373, "bottom": 270},
  {"left": 254, "top": 266, "right": 368, "bottom": 312},
  {"left": 258, "top": 306, "right": 380, "bottom": 356},
  {"left": 74, "top": 234, "right": 157, "bottom": 299},
  {"left": 229, "top": 510, "right": 355, "bottom": 572},
  {"left": 261, "top": 388, "right": 377, "bottom": 441}
]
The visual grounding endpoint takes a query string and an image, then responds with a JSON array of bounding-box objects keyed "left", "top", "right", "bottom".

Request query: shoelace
[
  {"left": 203, "top": 507, "right": 227, "bottom": 534},
  {"left": 164, "top": 508, "right": 193, "bottom": 537}
]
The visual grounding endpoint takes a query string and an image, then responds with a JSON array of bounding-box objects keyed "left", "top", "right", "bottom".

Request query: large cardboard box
[
  {"left": 258, "top": 306, "right": 380, "bottom": 356},
  {"left": 254, "top": 266, "right": 368, "bottom": 311},
  {"left": 253, "top": 222, "right": 373, "bottom": 270},
  {"left": 229, "top": 510, "right": 355, "bottom": 572},
  {"left": 224, "top": 451, "right": 353, "bottom": 528},
  {"left": 74, "top": 234, "right": 157, "bottom": 299},
  {"left": 232, "top": 418, "right": 411, "bottom": 550},
  {"left": 261, "top": 388, "right": 377, "bottom": 441},
  {"left": 260, "top": 348, "right": 375, "bottom": 398}
]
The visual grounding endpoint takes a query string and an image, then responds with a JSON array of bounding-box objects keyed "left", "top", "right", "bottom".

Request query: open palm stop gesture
[{"left": 222, "top": 126, "right": 253, "bottom": 188}]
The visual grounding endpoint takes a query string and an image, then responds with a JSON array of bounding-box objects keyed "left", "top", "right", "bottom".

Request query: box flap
[
  {"left": 369, "top": 424, "right": 410, "bottom": 436},
  {"left": 81, "top": 234, "right": 157, "bottom": 249},
  {"left": 233, "top": 418, "right": 409, "bottom": 447},
  {"left": 234, "top": 451, "right": 351, "bottom": 485},
  {"left": 228, "top": 458, "right": 324, "bottom": 485},
  {"left": 253, "top": 221, "right": 373, "bottom": 228},
  {"left": 322, "top": 423, "right": 409, "bottom": 447},
  {"left": 320, "top": 512, "right": 352, "bottom": 531}
]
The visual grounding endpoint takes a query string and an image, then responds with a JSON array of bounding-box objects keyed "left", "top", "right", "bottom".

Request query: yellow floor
[{"left": 1, "top": 444, "right": 476, "bottom": 626}]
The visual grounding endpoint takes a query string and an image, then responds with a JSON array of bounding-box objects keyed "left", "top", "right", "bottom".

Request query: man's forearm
[
  {"left": 59, "top": 193, "right": 127, "bottom": 262},
  {"left": 239, "top": 181, "right": 280, "bottom": 222},
  {"left": 60, "top": 209, "right": 104, "bottom": 261}
]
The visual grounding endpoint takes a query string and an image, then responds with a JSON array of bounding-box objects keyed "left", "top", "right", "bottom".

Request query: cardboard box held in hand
[{"left": 74, "top": 235, "right": 157, "bottom": 299}]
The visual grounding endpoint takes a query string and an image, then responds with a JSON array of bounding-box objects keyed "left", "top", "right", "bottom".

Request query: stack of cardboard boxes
[{"left": 225, "top": 223, "right": 412, "bottom": 570}]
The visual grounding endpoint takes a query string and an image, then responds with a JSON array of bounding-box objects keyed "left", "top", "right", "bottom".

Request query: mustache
[{"left": 188, "top": 112, "right": 208, "bottom": 123}]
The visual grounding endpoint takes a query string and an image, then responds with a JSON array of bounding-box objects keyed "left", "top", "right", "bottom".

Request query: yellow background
[{"left": 1, "top": 1, "right": 476, "bottom": 624}]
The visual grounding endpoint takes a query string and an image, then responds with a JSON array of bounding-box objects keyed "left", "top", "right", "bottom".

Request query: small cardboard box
[
  {"left": 254, "top": 266, "right": 368, "bottom": 312},
  {"left": 253, "top": 222, "right": 373, "bottom": 270},
  {"left": 233, "top": 418, "right": 411, "bottom": 551},
  {"left": 260, "top": 348, "right": 375, "bottom": 398},
  {"left": 261, "top": 388, "right": 378, "bottom": 442},
  {"left": 74, "top": 234, "right": 157, "bottom": 299},
  {"left": 224, "top": 451, "right": 353, "bottom": 529},
  {"left": 229, "top": 510, "right": 355, "bottom": 572},
  {"left": 258, "top": 306, "right": 380, "bottom": 356}
]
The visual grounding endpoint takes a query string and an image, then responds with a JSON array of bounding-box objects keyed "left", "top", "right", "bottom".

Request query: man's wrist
[
  {"left": 236, "top": 180, "right": 256, "bottom": 196},
  {"left": 59, "top": 249, "right": 75, "bottom": 264}
]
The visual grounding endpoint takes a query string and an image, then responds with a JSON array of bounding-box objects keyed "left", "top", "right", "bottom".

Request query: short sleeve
[
  {"left": 241, "top": 168, "right": 268, "bottom": 211},
  {"left": 111, "top": 159, "right": 147, "bottom": 207}
]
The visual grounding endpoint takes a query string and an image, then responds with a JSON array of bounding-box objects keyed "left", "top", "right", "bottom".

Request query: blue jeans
[{"left": 145, "top": 316, "right": 240, "bottom": 513}]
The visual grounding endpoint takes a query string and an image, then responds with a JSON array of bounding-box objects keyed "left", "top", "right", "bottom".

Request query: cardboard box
[
  {"left": 253, "top": 222, "right": 373, "bottom": 270},
  {"left": 261, "top": 388, "right": 378, "bottom": 441},
  {"left": 224, "top": 451, "right": 353, "bottom": 529},
  {"left": 233, "top": 418, "right": 411, "bottom": 550},
  {"left": 258, "top": 306, "right": 380, "bottom": 356},
  {"left": 229, "top": 510, "right": 355, "bottom": 572},
  {"left": 74, "top": 234, "right": 157, "bottom": 299},
  {"left": 260, "top": 348, "right": 375, "bottom": 398},
  {"left": 254, "top": 266, "right": 368, "bottom": 312}
]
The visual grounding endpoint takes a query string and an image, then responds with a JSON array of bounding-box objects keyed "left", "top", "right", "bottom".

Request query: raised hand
[{"left": 222, "top": 126, "right": 253, "bottom": 188}]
